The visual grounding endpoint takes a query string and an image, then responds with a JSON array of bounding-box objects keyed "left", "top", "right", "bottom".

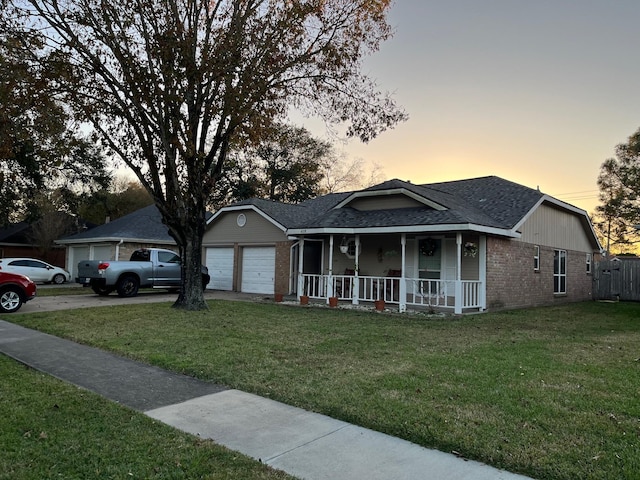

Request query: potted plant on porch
[{"left": 374, "top": 298, "right": 385, "bottom": 311}]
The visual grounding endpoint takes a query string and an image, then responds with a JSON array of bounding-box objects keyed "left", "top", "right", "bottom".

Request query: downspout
[{"left": 115, "top": 239, "right": 124, "bottom": 260}]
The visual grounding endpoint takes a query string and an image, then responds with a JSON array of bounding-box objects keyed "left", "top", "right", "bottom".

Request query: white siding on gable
[
  {"left": 348, "top": 194, "right": 424, "bottom": 211},
  {"left": 518, "top": 203, "right": 594, "bottom": 251},
  {"left": 204, "top": 210, "right": 286, "bottom": 244}
]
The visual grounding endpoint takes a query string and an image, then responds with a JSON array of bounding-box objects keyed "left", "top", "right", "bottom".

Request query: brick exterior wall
[
  {"left": 486, "top": 236, "right": 593, "bottom": 311},
  {"left": 117, "top": 243, "right": 176, "bottom": 260},
  {"left": 274, "top": 241, "right": 292, "bottom": 295}
]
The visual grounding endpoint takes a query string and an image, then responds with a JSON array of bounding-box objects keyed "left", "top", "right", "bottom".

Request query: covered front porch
[{"left": 294, "top": 232, "right": 487, "bottom": 314}]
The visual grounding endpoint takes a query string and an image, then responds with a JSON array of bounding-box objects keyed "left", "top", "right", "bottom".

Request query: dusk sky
[{"left": 305, "top": 1, "right": 640, "bottom": 214}]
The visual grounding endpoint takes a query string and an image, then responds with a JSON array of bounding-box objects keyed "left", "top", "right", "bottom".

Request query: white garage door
[
  {"left": 241, "top": 246, "right": 275, "bottom": 294},
  {"left": 206, "top": 248, "right": 234, "bottom": 291},
  {"left": 93, "top": 245, "right": 113, "bottom": 261},
  {"left": 69, "top": 246, "right": 90, "bottom": 280}
]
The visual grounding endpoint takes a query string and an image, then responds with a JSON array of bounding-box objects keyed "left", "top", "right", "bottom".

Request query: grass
[
  {"left": 36, "top": 285, "right": 90, "bottom": 296},
  {"left": 0, "top": 356, "right": 293, "bottom": 480},
  {"left": 8, "top": 300, "right": 640, "bottom": 480}
]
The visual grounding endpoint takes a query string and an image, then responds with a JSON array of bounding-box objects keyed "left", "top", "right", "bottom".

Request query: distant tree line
[{"left": 594, "top": 127, "right": 640, "bottom": 255}]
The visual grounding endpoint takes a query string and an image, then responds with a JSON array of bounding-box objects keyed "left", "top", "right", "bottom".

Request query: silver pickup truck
[{"left": 76, "top": 248, "right": 210, "bottom": 297}]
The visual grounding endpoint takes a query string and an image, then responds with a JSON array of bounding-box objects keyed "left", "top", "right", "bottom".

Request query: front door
[{"left": 418, "top": 238, "right": 441, "bottom": 279}]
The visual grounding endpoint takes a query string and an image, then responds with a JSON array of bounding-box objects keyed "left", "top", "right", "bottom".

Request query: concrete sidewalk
[{"left": 0, "top": 319, "right": 533, "bottom": 480}]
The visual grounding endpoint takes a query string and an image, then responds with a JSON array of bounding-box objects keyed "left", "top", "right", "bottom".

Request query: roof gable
[{"left": 335, "top": 179, "right": 448, "bottom": 211}]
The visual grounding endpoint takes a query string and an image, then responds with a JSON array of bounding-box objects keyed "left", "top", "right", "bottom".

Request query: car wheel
[
  {"left": 52, "top": 273, "right": 66, "bottom": 284},
  {"left": 0, "top": 287, "right": 23, "bottom": 313},
  {"left": 91, "top": 285, "right": 114, "bottom": 296},
  {"left": 116, "top": 275, "right": 139, "bottom": 298},
  {"left": 202, "top": 274, "right": 210, "bottom": 291}
]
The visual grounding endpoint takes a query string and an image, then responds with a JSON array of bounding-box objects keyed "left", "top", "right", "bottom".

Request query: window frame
[
  {"left": 586, "top": 253, "right": 592, "bottom": 274},
  {"left": 553, "top": 249, "right": 567, "bottom": 295},
  {"left": 533, "top": 245, "right": 540, "bottom": 272}
]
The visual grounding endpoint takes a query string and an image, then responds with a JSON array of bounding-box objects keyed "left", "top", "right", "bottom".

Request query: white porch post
[
  {"left": 297, "top": 237, "right": 305, "bottom": 299},
  {"left": 455, "top": 233, "right": 462, "bottom": 314},
  {"left": 352, "top": 234, "right": 360, "bottom": 305},
  {"left": 328, "top": 235, "right": 335, "bottom": 300},
  {"left": 399, "top": 234, "right": 407, "bottom": 313},
  {"left": 479, "top": 235, "right": 487, "bottom": 311}
]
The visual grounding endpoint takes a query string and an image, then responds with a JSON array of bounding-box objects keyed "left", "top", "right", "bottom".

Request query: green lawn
[
  {"left": 8, "top": 300, "right": 640, "bottom": 480},
  {"left": 0, "top": 356, "right": 293, "bottom": 480},
  {"left": 36, "top": 286, "right": 88, "bottom": 296}
]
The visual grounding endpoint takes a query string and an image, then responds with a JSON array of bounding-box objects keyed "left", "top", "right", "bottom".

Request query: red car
[{"left": 0, "top": 271, "right": 37, "bottom": 313}]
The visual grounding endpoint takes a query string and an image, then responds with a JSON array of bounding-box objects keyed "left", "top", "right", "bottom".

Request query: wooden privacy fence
[{"left": 593, "top": 259, "right": 640, "bottom": 301}]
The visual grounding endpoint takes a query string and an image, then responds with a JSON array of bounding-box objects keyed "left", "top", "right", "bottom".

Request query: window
[
  {"left": 533, "top": 245, "right": 540, "bottom": 271},
  {"left": 158, "top": 251, "right": 181, "bottom": 264},
  {"left": 553, "top": 250, "right": 566, "bottom": 294},
  {"left": 586, "top": 253, "right": 592, "bottom": 274}
]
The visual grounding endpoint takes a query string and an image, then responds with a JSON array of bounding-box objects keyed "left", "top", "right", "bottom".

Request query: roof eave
[
  {"left": 287, "top": 223, "right": 521, "bottom": 238},
  {"left": 55, "top": 237, "right": 176, "bottom": 245}
]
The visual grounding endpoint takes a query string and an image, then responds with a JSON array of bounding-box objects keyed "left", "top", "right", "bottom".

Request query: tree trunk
[{"left": 172, "top": 217, "right": 208, "bottom": 311}]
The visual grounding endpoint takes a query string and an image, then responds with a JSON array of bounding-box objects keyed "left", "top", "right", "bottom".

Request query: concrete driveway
[{"left": 17, "top": 288, "right": 266, "bottom": 314}]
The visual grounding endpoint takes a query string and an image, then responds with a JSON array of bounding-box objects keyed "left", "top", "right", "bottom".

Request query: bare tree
[
  {"left": 322, "top": 155, "right": 386, "bottom": 193},
  {"left": 8, "top": 0, "right": 406, "bottom": 309}
]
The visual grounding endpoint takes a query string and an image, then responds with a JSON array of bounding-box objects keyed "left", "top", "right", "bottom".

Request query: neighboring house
[
  {"left": 0, "top": 213, "right": 89, "bottom": 268},
  {"left": 56, "top": 205, "right": 177, "bottom": 279},
  {"left": 203, "top": 176, "right": 601, "bottom": 313}
]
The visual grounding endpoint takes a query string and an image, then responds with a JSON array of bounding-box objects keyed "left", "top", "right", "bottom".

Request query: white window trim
[
  {"left": 554, "top": 249, "right": 567, "bottom": 294},
  {"left": 533, "top": 245, "right": 540, "bottom": 271},
  {"left": 586, "top": 253, "right": 592, "bottom": 274}
]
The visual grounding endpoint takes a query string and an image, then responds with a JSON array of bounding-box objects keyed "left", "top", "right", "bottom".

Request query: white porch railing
[
  {"left": 405, "top": 278, "right": 483, "bottom": 309},
  {"left": 300, "top": 274, "right": 484, "bottom": 312}
]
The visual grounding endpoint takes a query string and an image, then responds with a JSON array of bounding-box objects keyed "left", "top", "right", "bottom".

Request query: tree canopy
[
  {"left": 6, "top": 0, "right": 407, "bottom": 309},
  {"left": 215, "top": 124, "right": 332, "bottom": 206},
  {"left": 0, "top": 32, "right": 110, "bottom": 225},
  {"left": 594, "top": 127, "right": 640, "bottom": 254}
]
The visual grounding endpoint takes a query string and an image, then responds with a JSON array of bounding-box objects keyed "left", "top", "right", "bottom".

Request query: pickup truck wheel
[
  {"left": 0, "top": 287, "right": 23, "bottom": 313},
  {"left": 117, "top": 275, "right": 140, "bottom": 297},
  {"left": 91, "top": 285, "right": 114, "bottom": 296},
  {"left": 202, "top": 274, "right": 211, "bottom": 291}
]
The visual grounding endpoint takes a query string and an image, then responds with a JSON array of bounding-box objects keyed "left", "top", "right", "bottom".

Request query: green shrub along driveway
[{"left": 8, "top": 300, "right": 640, "bottom": 480}]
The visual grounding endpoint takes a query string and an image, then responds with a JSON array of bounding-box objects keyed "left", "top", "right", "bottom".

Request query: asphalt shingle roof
[
  {"left": 230, "top": 192, "right": 352, "bottom": 229},
  {"left": 284, "top": 176, "right": 546, "bottom": 231},
  {"left": 58, "top": 205, "right": 173, "bottom": 242},
  {"left": 68, "top": 176, "right": 561, "bottom": 241}
]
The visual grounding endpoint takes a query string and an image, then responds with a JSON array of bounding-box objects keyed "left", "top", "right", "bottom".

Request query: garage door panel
[
  {"left": 241, "top": 247, "right": 275, "bottom": 294},
  {"left": 206, "top": 248, "right": 234, "bottom": 291}
]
